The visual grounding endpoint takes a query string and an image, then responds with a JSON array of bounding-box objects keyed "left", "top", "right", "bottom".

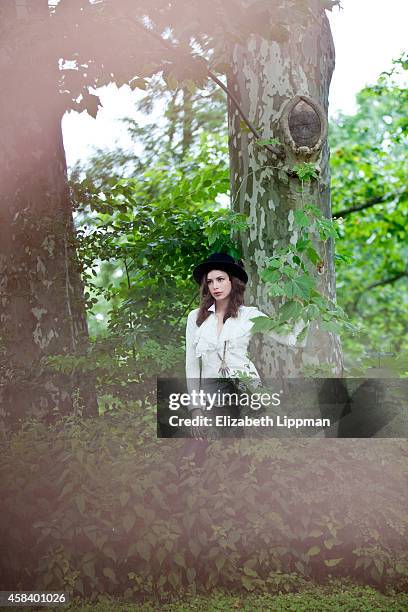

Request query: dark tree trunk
[
  {"left": 0, "top": 1, "right": 98, "bottom": 427},
  {"left": 227, "top": 0, "right": 343, "bottom": 377}
]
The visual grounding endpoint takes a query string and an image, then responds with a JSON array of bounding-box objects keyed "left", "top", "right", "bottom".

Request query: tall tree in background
[
  {"left": 228, "top": 0, "right": 342, "bottom": 376},
  {"left": 0, "top": 1, "right": 98, "bottom": 424}
]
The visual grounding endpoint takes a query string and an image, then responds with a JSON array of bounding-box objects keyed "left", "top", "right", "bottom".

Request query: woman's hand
[{"left": 190, "top": 407, "right": 206, "bottom": 440}]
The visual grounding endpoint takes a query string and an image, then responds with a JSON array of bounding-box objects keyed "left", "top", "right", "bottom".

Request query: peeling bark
[
  {"left": 227, "top": 0, "right": 343, "bottom": 376},
  {"left": 0, "top": 1, "right": 98, "bottom": 426}
]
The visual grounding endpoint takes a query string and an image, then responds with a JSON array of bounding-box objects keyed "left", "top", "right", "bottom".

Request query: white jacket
[{"left": 185, "top": 304, "right": 307, "bottom": 402}]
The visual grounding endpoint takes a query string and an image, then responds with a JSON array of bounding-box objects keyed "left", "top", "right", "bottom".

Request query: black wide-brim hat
[{"left": 193, "top": 252, "right": 248, "bottom": 285}]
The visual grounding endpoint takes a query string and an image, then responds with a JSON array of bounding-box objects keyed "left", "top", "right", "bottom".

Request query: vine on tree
[{"left": 251, "top": 162, "right": 356, "bottom": 340}]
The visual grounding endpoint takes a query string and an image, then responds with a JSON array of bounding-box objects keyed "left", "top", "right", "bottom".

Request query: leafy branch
[
  {"left": 333, "top": 189, "right": 408, "bottom": 218},
  {"left": 251, "top": 164, "right": 356, "bottom": 339}
]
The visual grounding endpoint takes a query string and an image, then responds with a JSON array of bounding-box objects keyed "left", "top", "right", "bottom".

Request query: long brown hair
[{"left": 196, "top": 273, "right": 246, "bottom": 326}]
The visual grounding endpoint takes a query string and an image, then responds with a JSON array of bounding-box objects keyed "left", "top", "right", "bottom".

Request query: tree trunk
[
  {"left": 182, "top": 87, "right": 193, "bottom": 158},
  {"left": 227, "top": 0, "right": 343, "bottom": 377},
  {"left": 0, "top": 1, "right": 98, "bottom": 426}
]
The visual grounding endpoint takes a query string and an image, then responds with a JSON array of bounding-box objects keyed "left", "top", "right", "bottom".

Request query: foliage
[
  {"left": 255, "top": 137, "right": 282, "bottom": 148},
  {"left": 123, "top": 75, "right": 227, "bottom": 165},
  {"left": 61, "top": 133, "right": 253, "bottom": 384},
  {"left": 71, "top": 137, "right": 352, "bottom": 379},
  {"left": 44, "top": 339, "right": 162, "bottom": 406},
  {"left": 263, "top": 162, "right": 352, "bottom": 336},
  {"left": 251, "top": 169, "right": 355, "bottom": 339},
  {"left": 293, "top": 162, "right": 320, "bottom": 182},
  {"left": 1, "top": 411, "right": 407, "bottom": 601},
  {"left": 72, "top": 134, "right": 242, "bottom": 343},
  {"left": 47, "top": 0, "right": 337, "bottom": 122},
  {"left": 330, "top": 54, "right": 408, "bottom": 364},
  {"left": 67, "top": 57, "right": 408, "bottom": 382}
]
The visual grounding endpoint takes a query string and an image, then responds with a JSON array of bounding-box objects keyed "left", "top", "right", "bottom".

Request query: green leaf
[
  {"left": 324, "top": 558, "right": 343, "bottom": 567},
  {"left": 59, "top": 481, "right": 74, "bottom": 498},
  {"left": 83, "top": 561, "right": 95, "bottom": 578},
  {"left": 296, "top": 237, "right": 311, "bottom": 252},
  {"left": 168, "top": 572, "right": 180, "bottom": 589},
  {"left": 184, "top": 79, "right": 197, "bottom": 94},
  {"left": 75, "top": 494, "right": 86, "bottom": 514},
  {"left": 157, "top": 547, "right": 167, "bottom": 566},
  {"left": 307, "top": 546, "right": 321, "bottom": 556},
  {"left": 334, "top": 252, "right": 352, "bottom": 264},
  {"left": 250, "top": 315, "right": 279, "bottom": 333},
  {"left": 316, "top": 218, "right": 339, "bottom": 239},
  {"left": 130, "top": 78, "right": 147, "bottom": 90},
  {"left": 122, "top": 514, "right": 135, "bottom": 532},
  {"left": 243, "top": 566, "right": 258, "bottom": 577},
  {"left": 267, "top": 284, "right": 286, "bottom": 297},
  {"left": 320, "top": 320, "right": 342, "bottom": 333},
  {"left": 174, "top": 552, "right": 185, "bottom": 567},
  {"left": 241, "top": 575, "right": 255, "bottom": 591},
  {"left": 278, "top": 300, "right": 303, "bottom": 322},
  {"left": 285, "top": 274, "right": 314, "bottom": 300},
  {"left": 295, "top": 561, "right": 305, "bottom": 574},
  {"left": 304, "top": 203, "right": 322, "bottom": 218},
  {"left": 103, "top": 567, "right": 117, "bottom": 583},
  {"left": 306, "top": 304, "right": 320, "bottom": 320},
  {"left": 281, "top": 265, "right": 297, "bottom": 279},
  {"left": 102, "top": 546, "right": 117, "bottom": 562},
  {"left": 256, "top": 137, "right": 281, "bottom": 146},
  {"left": 164, "top": 73, "right": 178, "bottom": 90},
  {"left": 308, "top": 529, "right": 324, "bottom": 537},
  {"left": 370, "top": 567, "right": 382, "bottom": 583},
  {"left": 261, "top": 269, "right": 280, "bottom": 283},
  {"left": 306, "top": 246, "right": 321, "bottom": 265},
  {"left": 239, "top": 120, "right": 251, "bottom": 133},
  {"left": 293, "top": 163, "right": 318, "bottom": 181},
  {"left": 294, "top": 209, "right": 310, "bottom": 229},
  {"left": 135, "top": 540, "right": 151, "bottom": 562},
  {"left": 266, "top": 258, "right": 281, "bottom": 268},
  {"left": 120, "top": 491, "right": 130, "bottom": 507}
]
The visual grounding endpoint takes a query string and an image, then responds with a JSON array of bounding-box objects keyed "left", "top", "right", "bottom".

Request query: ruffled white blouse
[{"left": 185, "top": 303, "right": 307, "bottom": 388}]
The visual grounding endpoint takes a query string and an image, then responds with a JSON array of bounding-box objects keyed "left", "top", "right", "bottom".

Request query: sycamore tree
[
  {"left": 226, "top": 1, "right": 343, "bottom": 377},
  {"left": 0, "top": 0, "right": 99, "bottom": 423},
  {"left": 0, "top": 0, "right": 343, "bottom": 424}
]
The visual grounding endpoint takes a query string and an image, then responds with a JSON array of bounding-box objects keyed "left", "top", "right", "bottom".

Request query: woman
[{"left": 185, "top": 252, "right": 307, "bottom": 439}]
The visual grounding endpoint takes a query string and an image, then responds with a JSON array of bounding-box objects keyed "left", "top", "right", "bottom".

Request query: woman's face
[{"left": 206, "top": 269, "right": 232, "bottom": 302}]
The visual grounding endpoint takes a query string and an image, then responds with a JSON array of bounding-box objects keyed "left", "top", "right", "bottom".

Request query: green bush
[{"left": 1, "top": 408, "right": 407, "bottom": 602}]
